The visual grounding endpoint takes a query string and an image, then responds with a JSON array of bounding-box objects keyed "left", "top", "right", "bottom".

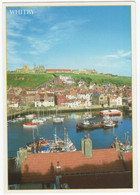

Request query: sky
[{"left": 6, "top": 6, "right": 131, "bottom": 76}]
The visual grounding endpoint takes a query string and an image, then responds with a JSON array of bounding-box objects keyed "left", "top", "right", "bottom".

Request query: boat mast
[
  {"left": 33, "top": 128, "right": 35, "bottom": 143},
  {"left": 33, "top": 128, "right": 36, "bottom": 153},
  {"left": 64, "top": 128, "right": 67, "bottom": 146},
  {"left": 36, "top": 126, "right": 39, "bottom": 141},
  {"left": 54, "top": 127, "right": 57, "bottom": 144}
]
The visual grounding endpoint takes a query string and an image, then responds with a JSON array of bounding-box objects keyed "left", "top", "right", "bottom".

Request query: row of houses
[
  {"left": 56, "top": 93, "right": 123, "bottom": 108},
  {"left": 7, "top": 75, "right": 131, "bottom": 109},
  {"left": 8, "top": 88, "right": 127, "bottom": 109}
]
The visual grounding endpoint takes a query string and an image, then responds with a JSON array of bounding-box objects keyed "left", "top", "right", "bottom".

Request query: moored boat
[
  {"left": 100, "top": 109, "right": 121, "bottom": 116},
  {"left": 53, "top": 117, "right": 64, "bottom": 124},
  {"left": 16, "top": 117, "right": 25, "bottom": 122},
  {"left": 25, "top": 114, "right": 36, "bottom": 120},
  {"left": 32, "top": 118, "right": 45, "bottom": 124},
  {"left": 102, "top": 117, "right": 118, "bottom": 125},
  {"left": 76, "top": 120, "right": 104, "bottom": 130},
  {"left": 26, "top": 128, "right": 76, "bottom": 153},
  {"left": 104, "top": 121, "right": 117, "bottom": 129},
  {"left": 23, "top": 123, "right": 38, "bottom": 128},
  {"left": 110, "top": 136, "right": 132, "bottom": 153}
]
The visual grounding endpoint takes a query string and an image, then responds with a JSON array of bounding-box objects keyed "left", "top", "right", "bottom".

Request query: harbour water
[{"left": 8, "top": 111, "right": 132, "bottom": 158}]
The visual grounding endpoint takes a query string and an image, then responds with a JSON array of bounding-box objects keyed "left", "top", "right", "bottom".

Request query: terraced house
[
  {"left": 92, "top": 93, "right": 108, "bottom": 107},
  {"left": 34, "top": 93, "right": 55, "bottom": 107}
]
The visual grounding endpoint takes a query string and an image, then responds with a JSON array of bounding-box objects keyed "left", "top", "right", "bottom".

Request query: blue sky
[{"left": 6, "top": 6, "right": 131, "bottom": 76}]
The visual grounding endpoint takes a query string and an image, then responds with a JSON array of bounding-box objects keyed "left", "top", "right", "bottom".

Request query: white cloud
[
  {"left": 25, "top": 19, "right": 88, "bottom": 55},
  {"left": 101, "top": 50, "right": 131, "bottom": 60},
  {"left": 119, "top": 51, "right": 131, "bottom": 57},
  {"left": 103, "top": 54, "right": 119, "bottom": 59}
]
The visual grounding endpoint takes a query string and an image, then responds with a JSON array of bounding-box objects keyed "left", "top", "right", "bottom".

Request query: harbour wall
[{"left": 7, "top": 105, "right": 131, "bottom": 118}]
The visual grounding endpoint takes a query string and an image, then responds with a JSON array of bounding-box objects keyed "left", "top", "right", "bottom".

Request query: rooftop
[{"left": 21, "top": 148, "right": 132, "bottom": 184}]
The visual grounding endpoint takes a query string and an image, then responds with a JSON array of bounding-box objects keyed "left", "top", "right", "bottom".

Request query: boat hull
[
  {"left": 23, "top": 123, "right": 38, "bottom": 128},
  {"left": 100, "top": 109, "right": 121, "bottom": 116},
  {"left": 104, "top": 124, "right": 117, "bottom": 129},
  {"left": 76, "top": 122, "right": 104, "bottom": 130}
]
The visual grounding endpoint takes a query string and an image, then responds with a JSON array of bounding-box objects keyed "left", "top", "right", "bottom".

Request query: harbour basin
[{"left": 8, "top": 111, "right": 132, "bottom": 158}]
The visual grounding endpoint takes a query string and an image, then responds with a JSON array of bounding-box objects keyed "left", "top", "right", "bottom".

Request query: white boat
[
  {"left": 100, "top": 109, "right": 121, "bottom": 116},
  {"left": 25, "top": 114, "right": 36, "bottom": 120},
  {"left": 64, "top": 133, "right": 77, "bottom": 152},
  {"left": 37, "top": 119, "right": 44, "bottom": 124},
  {"left": 32, "top": 119, "right": 44, "bottom": 124},
  {"left": 8, "top": 119, "right": 18, "bottom": 123},
  {"left": 53, "top": 117, "right": 64, "bottom": 124},
  {"left": 16, "top": 117, "right": 25, "bottom": 122},
  {"left": 23, "top": 123, "right": 38, "bottom": 128},
  {"left": 104, "top": 121, "right": 116, "bottom": 128}
]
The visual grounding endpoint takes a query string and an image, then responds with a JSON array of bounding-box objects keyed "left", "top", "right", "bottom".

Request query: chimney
[
  {"left": 115, "top": 137, "right": 120, "bottom": 152},
  {"left": 56, "top": 161, "right": 61, "bottom": 175},
  {"left": 81, "top": 136, "right": 86, "bottom": 154},
  {"left": 81, "top": 135, "right": 92, "bottom": 158},
  {"left": 55, "top": 161, "right": 61, "bottom": 189},
  {"left": 16, "top": 147, "right": 27, "bottom": 169}
]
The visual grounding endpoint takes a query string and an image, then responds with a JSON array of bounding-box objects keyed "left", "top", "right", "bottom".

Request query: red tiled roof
[
  {"left": 46, "top": 69, "right": 71, "bottom": 72},
  {"left": 21, "top": 148, "right": 130, "bottom": 183}
]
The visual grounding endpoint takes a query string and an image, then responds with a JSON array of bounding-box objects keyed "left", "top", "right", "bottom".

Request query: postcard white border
[{"left": 1, "top": 0, "right": 138, "bottom": 194}]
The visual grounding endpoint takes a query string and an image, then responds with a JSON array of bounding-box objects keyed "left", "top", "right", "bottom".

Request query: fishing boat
[
  {"left": 23, "top": 123, "right": 38, "bottom": 128},
  {"left": 100, "top": 109, "right": 121, "bottom": 116},
  {"left": 76, "top": 120, "right": 104, "bottom": 130},
  {"left": 82, "top": 116, "right": 96, "bottom": 120},
  {"left": 64, "top": 133, "right": 77, "bottom": 152},
  {"left": 26, "top": 128, "right": 76, "bottom": 153},
  {"left": 102, "top": 117, "right": 118, "bottom": 126},
  {"left": 110, "top": 135, "right": 132, "bottom": 153}
]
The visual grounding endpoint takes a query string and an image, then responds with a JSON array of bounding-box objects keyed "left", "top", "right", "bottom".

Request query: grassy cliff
[
  {"left": 7, "top": 73, "right": 131, "bottom": 88},
  {"left": 54, "top": 73, "right": 131, "bottom": 86},
  {"left": 7, "top": 73, "right": 53, "bottom": 88}
]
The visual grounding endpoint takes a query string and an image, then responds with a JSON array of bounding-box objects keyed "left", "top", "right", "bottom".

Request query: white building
[
  {"left": 8, "top": 102, "right": 19, "bottom": 108},
  {"left": 116, "top": 96, "right": 122, "bottom": 106}
]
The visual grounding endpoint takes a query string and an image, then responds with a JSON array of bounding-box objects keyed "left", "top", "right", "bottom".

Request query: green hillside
[
  {"left": 54, "top": 73, "right": 131, "bottom": 87},
  {"left": 7, "top": 73, "right": 53, "bottom": 88},
  {"left": 7, "top": 73, "right": 131, "bottom": 88}
]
